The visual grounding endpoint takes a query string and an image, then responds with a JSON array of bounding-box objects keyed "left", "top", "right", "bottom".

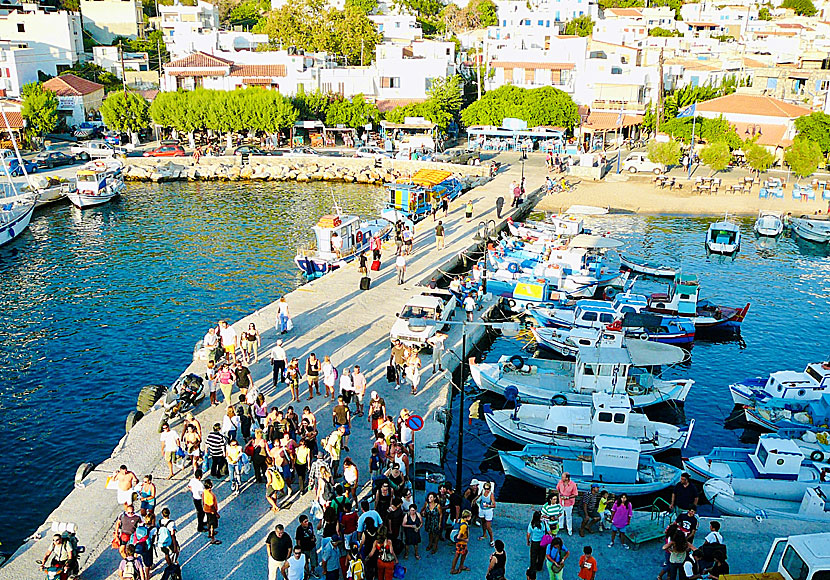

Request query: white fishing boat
[
  {"left": 484, "top": 392, "right": 690, "bottom": 453},
  {"left": 790, "top": 215, "right": 830, "bottom": 244},
  {"left": 66, "top": 160, "right": 124, "bottom": 209},
  {"left": 470, "top": 339, "right": 693, "bottom": 408},
  {"left": 706, "top": 214, "right": 741, "bottom": 255},
  {"left": 704, "top": 478, "right": 830, "bottom": 522},
  {"left": 729, "top": 361, "right": 830, "bottom": 406},
  {"left": 566, "top": 205, "right": 608, "bottom": 215},
  {"left": 0, "top": 191, "right": 36, "bottom": 247},
  {"left": 24, "top": 176, "right": 75, "bottom": 208},
  {"left": 754, "top": 211, "right": 784, "bottom": 237}
]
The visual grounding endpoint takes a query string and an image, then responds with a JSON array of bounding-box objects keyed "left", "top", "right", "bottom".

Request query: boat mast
[{"left": 0, "top": 103, "right": 33, "bottom": 193}]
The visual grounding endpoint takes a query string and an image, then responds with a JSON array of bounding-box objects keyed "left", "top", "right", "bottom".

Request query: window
[
  {"left": 502, "top": 20, "right": 507, "bottom": 26},
  {"left": 378, "top": 24, "right": 384, "bottom": 30},
  {"left": 598, "top": 412, "right": 612, "bottom": 423},
  {"left": 614, "top": 413, "right": 626, "bottom": 424},
  {"left": 425, "top": 78, "right": 433, "bottom": 91},
  {"left": 395, "top": 21, "right": 400, "bottom": 27},
  {"left": 690, "top": 75, "right": 699, "bottom": 87},
  {"left": 504, "top": 68, "right": 513, "bottom": 83},
  {"left": 556, "top": 426, "right": 568, "bottom": 433},
  {"left": 525, "top": 68, "right": 535, "bottom": 84},
  {"left": 546, "top": 20, "right": 550, "bottom": 26},
  {"left": 538, "top": 20, "right": 543, "bottom": 26},
  {"left": 555, "top": 11, "right": 560, "bottom": 21},
  {"left": 17, "top": 23, "right": 24, "bottom": 32},
  {"left": 599, "top": 314, "right": 614, "bottom": 323},
  {"left": 766, "top": 77, "right": 778, "bottom": 90},
  {"left": 611, "top": 66, "right": 622, "bottom": 74},
  {"left": 381, "top": 77, "right": 400, "bottom": 88},
  {"left": 781, "top": 547, "right": 809, "bottom": 580},
  {"left": 817, "top": 80, "right": 830, "bottom": 91},
  {"left": 583, "top": 312, "right": 598, "bottom": 322}
]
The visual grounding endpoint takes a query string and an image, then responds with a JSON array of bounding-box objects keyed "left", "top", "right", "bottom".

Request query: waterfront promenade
[{"left": 1, "top": 153, "right": 544, "bottom": 580}]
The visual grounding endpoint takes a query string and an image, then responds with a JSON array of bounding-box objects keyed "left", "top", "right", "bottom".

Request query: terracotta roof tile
[
  {"left": 731, "top": 122, "right": 791, "bottom": 147},
  {"left": 694, "top": 94, "right": 812, "bottom": 118},
  {"left": 492, "top": 61, "right": 575, "bottom": 70},
  {"left": 374, "top": 98, "right": 426, "bottom": 112},
  {"left": 43, "top": 74, "right": 103, "bottom": 96},
  {"left": 165, "top": 51, "right": 233, "bottom": 69},
  {"left": 606, "top": 8, "right": 643, "bottom": 17},
  {"left": 230, "top": 64, "right": 287, "bottom": 77},
  {"left": 0, "top": 112, "right": 24, "bottom": 130},
  {"left": 584, "top": 112, "right": 643, "bottom": 130}
]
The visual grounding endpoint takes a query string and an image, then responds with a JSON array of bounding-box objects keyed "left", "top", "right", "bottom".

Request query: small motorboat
[
  {"left": 704, "top": 478, "right": 830, "bottom": 522},
  {"left": 683, "top": 435, "right": 830, "bottom": 483},
  {"left": 499, "top": 436, "right": 682, "bottom": 495},
  {"left": 790, "top": 215, "right": 830, "bottom": 244},
  {"left": 743, "top": 393, "right": 830, "bottom": 433},
  {"left": 619, "top": 255, "right": 677, "bottom": 278},
  {"left": 24, "top": 176, "right": 75, "bottom": 208},
  {"left": 729, "top": 361, "right": 830, "bottom": 406},
  {"left": 0, "top": 192, "right": 36, "bottom": 247},
  {"left": 777, "top": 428, "right": 830, "bottom": 463},
  {"left": 754, "top": 211, "right": 784, "bottom": 237},
  {"left": 484, "top": 392, "right": 690, "bottom": 454},
  {"left": 66, "top": 160, "right": 124, "bottom": 209},
  {"left": 706, "top": 214, "right": 741, "bottom": 255}
]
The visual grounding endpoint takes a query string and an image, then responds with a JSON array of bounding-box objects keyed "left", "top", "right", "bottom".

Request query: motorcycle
[
  {"left": 158, "top": 373, "right": 205, "bottom": 432},
  {"left": 36, "top": 523, "right": 84, "bottom": 580}
]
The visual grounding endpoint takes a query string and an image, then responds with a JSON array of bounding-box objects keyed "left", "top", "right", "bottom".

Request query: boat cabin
[
  {"left": 612, "top": 293, "right": 649, "bottom": 314},
  {"left": 748, "top": 437, "right": 805, "bottom": 480},
  {"left": 512, "top": 278, "right": 563, "bottom": 305},
  {"left": 572, "top": 301, "right": 618, "bottom": 328},
  {"left": 589, "top": 393, "right": 632, "bottom": 438},
  {"left": 649, "top": 273, "right": 700, "bottom": 316},
  {"left": 382, "top": 169, "right": 460, "bottom": 224},
  {"left": 591, "top": 435, "right": 640, "bottom": 484},
  {"left": 548, "top": 215, "right": 584, "bottom": 237},
  {"left": 798, "top": 486, "right": 830, "bottom": 517},
  {"left": 574, "top": 346, "right": 632, "bottom": 394},
  {"left": 312, "top": 214, "right": 364, "bottom": 259},
  {"left": 764, "top": 367, "right": 830, "bottom": 401},
  {"left": 709, "top": 223, "right": 739, "bottom": 246}
]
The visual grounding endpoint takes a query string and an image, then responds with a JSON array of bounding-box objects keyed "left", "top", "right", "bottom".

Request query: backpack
[
  {"left": 122, "top": 557, "right": 138, "bottom": 580},
  {"left": 132, "top": 525, "right": 150, "bottom": 551},
  {"left": 449, "top": 522, "right": 461, "bottom": 543},
  {"left": 348, "top": 559, "right": 365, "bottom": 580},
  {"left": 333, "top": 367, "right": 339, "bottom": 381},
  {"left": 157, "top": 524, "right": 173, "bottom": 548}
]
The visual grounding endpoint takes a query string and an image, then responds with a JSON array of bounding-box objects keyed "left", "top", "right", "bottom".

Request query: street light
[{"left": 407, "top": 317, "right": 520, "bottom": 489}]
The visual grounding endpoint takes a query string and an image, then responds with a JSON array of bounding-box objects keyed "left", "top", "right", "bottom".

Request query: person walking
[
  {"left": 395, "top": 252, "right": 407, "bottom": 285},
  {"left": 540, "top": 492, "right": 562, "bottom": 535},
  {"left": 442, "top": 196, "right": 449, "bottom": 217},
  {"left": 486, "top": 540, "right": 507, "bottom": 580},
  {"left": 266, "top": 523, "right": 293, "bottom": 580},
  {"left": 435, "top": 221, "right": 445, "bottom": 250},
  {"left": 283, "top": 546, "right": 307, "bottom": 580},
  {"left": 545, "top": 537, "right": 569, "bottom": 580},
  {"left": 270, "top": 339, "right": 287, "bottom": 388},
  {"left": 352, "top": 366, "right": 367, "bottom": 417},
  {"left": 206, "top": 423, "right": 227, "bottom": 478},
  {"left": 608, "top": 493, "right": 633, "bottom": 549},
  {"left": 556, "top": 472, "right": 578, "bottom": 536},
  {"left": 295, "top": 515, "right": 318, "bottom": 578},
  {"left": 277, "top": 297, "right": 291, "bottom": 335},
  {"left": 218, "top": 320, "right": 238, "bottom": 361},
  {"left": 495, "top": 196, "right": 505, "bottom": 219},
  {"left": 512, "top": 181, "right": 522, "bottom": 208},
  {"left": 321, "top": 355, "right": 337, "bottom": 401},
  {"left": 463, "top": 294, "right": 476, "bottom": 322},
  {"left": 305, "top": 353, "right": 322, "bottom": 399},
  {"left": 527, "top": 510, "right": 545, "bottom": 573},
  {"left": 159, "top": 422, "right": 181, "bottom": 480},
  {"left": 428, "top": 332, "right": 446, "bottom": 374},
  {"left": 202, "top": 479, "right": 221, "bottom": 545},
  {"left": 449, "top": 509, "right": 472, "bottom": 575},
  {"left": 477, "top": 482, "right": 496, "bottom": 546},
  {"left": 465, "top": 200, "right": 474, "bottom": 222},
  {"left": 188, "top": 468, "right": 206, "bottom": 532},
  {"left": 240, "top": 322, "right": 260, "bottom": 363},
  {"left": 370, "top": 525, "right": 398, "bottom": 580},
  {"left": 577, "top": 546, "right": 597, "bottom": 580},
  {"left": 371, "top": 234, "right": 382, "bottom": 262},
  {"left": 402, "top": 504, "right": 423, "bottom": 560}
]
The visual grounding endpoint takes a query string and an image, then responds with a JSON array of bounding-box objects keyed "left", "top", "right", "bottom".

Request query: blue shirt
[
  {"left": 527, "top": 523, "right": 545, "bottom": 543},
  {"left": 357, "top": 510, "right": 382, "bottom": 532},
  {"left": 547, "top": 543, "right": 568, "bottom": 564}
]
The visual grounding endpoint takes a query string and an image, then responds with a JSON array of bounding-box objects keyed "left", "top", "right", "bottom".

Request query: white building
[
  {"left": 485, "top": 36, "right": 587, "bottom": 98},
  {"left": 374, "top": 40, "right": 456, "bottom": 103},
  {"left": 42, "top": 73, "right": 105, "bottom": 127},
  {"left": 593, "top": 7, "right": 676, "bottom": 44},
  {"left": 93, "top": 46, "right": 151, "bottom": 76},
  {"left": 494, "top": 0, "right": 599, "bottom": 39},
  {"left": 158, "top": 2, "right": 267, "bottom": 58},
  {"left": 0, "top": 4, "right": 84, "bottom": 66},
  {"left": 369, "top": 12, "right": 422, "bottom": 42},
  {"left": 0, "top": 43, "right": 41, "bottom": 97},
  {"left": 80, "top": 0, "right": 145, "bottom": 43},
  {"left": 679, "top": 3, "right": 757, "bottom": 38}
]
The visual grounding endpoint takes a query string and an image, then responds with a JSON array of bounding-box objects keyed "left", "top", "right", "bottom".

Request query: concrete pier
[{"left": 1, "top": 153, "right": 543, "bottom": 580}]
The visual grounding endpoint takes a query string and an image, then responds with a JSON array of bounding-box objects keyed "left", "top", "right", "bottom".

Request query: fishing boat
[
  {"left": 506, "top": 215, "right": 585, "bottom": 242},
  {"left": 790, "top": 215, "right": 830, "bottom": 244},
  {"left": 619, "top": 255, "right": 677, "bottom": 278},
  {"left": 469, "top": 339, "right": 693, "bottom": 408},
  {"left": 683, "top": 436, "right": 830, "bottom": 484},
  {"left": 703, "top": 478, "right": 830, "bottom": 522},
  {"left": 743, "top": 393, "right": 830, "bottom": 433},
  {"left": 294, "top": 210, "right": 392, "bottom": 277},
  {"left": 647, "top": 273, "right": 749, "bottom": 335},
  {"left": 66, "top": 160, "right": 124, "bottom": 209},
  {"left": 24, "top": 176, "right": 75, "bottom": 208},
  {"left": 729, "top": 361, "right": 830, "bottom": 406},
  {"left": 777, "top": 428, "right": 830, "bottom": 463},
  {"left": 706, "top": 214, "right": 741, "bottom": 256},
  {"left": 484, "top": 392, "right": 690, "bottom": 454},
  {"left": 0, "top": 191, "right": 36, "bottom": 247},
  {"left": 499, "top": 436, "right": 682, "bottom": 495},
  {"left": 380, "top": 169, "right": 461, "bottom": 227},
  {"left": 754, "top": 211, "right": 784, "bottom": 237}
]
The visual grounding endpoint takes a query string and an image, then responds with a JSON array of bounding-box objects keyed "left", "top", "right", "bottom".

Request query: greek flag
[{"left": 677, "top": 103, "right": 696, "bottom": 118}]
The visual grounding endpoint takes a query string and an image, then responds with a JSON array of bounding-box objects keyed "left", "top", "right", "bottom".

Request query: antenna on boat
[{"left": 330, "top": 191, "right": 343, "bottom": 216}]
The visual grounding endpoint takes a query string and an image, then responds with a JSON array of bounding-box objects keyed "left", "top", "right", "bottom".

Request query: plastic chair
[{"left": 759, "top": 188, "right": 768, "bottom": 199}]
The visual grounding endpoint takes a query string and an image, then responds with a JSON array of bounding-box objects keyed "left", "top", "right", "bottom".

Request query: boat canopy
[
  {"left": 569, "top": 234, "right": 623, "bottom": 249},
  {"left": 578, "top": 346, "right": 632, "bottom": 366},
  {"left": 627, "top": 340, "right": 686, "bottom": 366},
  {"left": 621, "top": 312, "right": 665, "bottom": 329},
  {"left": 400, "top": 169, "right": 454, "bottom": 188}
]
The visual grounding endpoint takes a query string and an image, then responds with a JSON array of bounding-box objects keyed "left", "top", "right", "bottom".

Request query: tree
[
  {"left": 21, "top": 83, "right": 58, "bottom": 143},
  {"left": 744, "top": 142, "right": 775, "bottom": 175},
  {"left": 326, "top": 94, "right": 379, "bottom": 128},
  {"left": 149, "top": 91, "right": 186, "bottom": 135},
  {"left": 564, "top": 14, "right": 594, "bottom": 36},
  {"left": 461, "top": 85, "right": 580, "bottom": 129},
  {"left": 345, "top": 0, "right": 377, "bottom": 13},
  {"left": 471, "top": 0, "right": 497, "bottom": 27},
  {"left": 100, "top": 92, "right": 150, "bottom": 143},
  {"left": 648, "top": 26, "right": 681, "bottom": 37},
  {"left": 781, "top": 0, "right": 816, "bottom": 15},
  {"left": 758, "top": 6, "right": 772, "bottom": 19},
  {"left": 442, "top": 0, "right": 496, "bottom": 33},
  {"left": 647, "top": 139, "right": 682, "bottom": 167},
  {"left": 699, "top": 141, "right": 731, "bottom": 174},
  {"left": 292, "top": 90, "right": 335, "bottom": 122},
  {"left": 794, "top": 112, "right": 830, "bottom": 154},
  {"left": 785, "top": 138, "right": 823, "bottom": 180}
]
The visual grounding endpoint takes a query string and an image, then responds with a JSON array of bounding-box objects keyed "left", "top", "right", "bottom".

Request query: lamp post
[{"left": 408, "top": 318, "right": 520, "bottom": 488}]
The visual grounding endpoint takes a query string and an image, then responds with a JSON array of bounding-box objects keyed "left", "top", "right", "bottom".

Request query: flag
[
  {"left": 677, "top": 103, "right": 696, "bottom": 118},
  {"left": 616, "top": 111, "right": 624, "bottom": 126}
]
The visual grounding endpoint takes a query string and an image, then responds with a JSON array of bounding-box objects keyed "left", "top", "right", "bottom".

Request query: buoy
[{"left": 74, "top": 462, "right": 94, "bottom": 487}]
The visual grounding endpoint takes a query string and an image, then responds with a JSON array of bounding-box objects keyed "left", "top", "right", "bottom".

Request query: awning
[
  {"left": 568, "top": 234, "right": 623, "bottom": 249},
  {"left": 627, "top": 340, "right": 687, "bottom": 366}
]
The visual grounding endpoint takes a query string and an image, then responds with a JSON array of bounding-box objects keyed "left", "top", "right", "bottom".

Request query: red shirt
[{"left": 578, "top": 555, "right": 597, "bottom": 580}]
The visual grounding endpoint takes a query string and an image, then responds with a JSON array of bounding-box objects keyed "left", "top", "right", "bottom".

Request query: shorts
[
  {"left": 206, "top": 513, "right": 219, "bottom": 529},
  {"left": 117, "top": 488, "right": 134, "bottom": 505},
  {"left": 224, "top": 344, "right": 236, "bottom": 354},
  {"left": 480, "top": 508, "right": 494, "bottom": 522},
  {"left": 455, "top": 542, "right": 468, "bottom": 555},
  {"left": 355, "top": 392, "right": 364, "bottom": 404},
  {"left": 337, "top": 424, "right": 351, "bottom": 436},
  {"left": 611, "top": 523, "right": 627, "bottom": 533},
  {"left": 140, "top": 500, "right": 155, "bottom": 511},
  {"left": 164, "top": 451, "right": 176, "bottom": 463},
  {"left": 585, "top": 508, "right": 599, "bottom": 519},
  {"left": 208, "top": 381, "right": 217, "bottom": 393}
]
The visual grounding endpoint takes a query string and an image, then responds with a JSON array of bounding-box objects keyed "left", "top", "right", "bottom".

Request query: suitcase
[
  {"left": 370, "top": 260, "right": 381, "bottom": 271},
  {"left": 360, "top": 276, "right": 371, "bottom": 291},
  {"left": 386, "top": 364, "right": 396, "bottom": 383}
]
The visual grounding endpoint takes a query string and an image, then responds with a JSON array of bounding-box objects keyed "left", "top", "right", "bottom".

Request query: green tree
[
  {"left": 292, "top": 89, "right": 335, "bottom": 122},
  {"left": 564, "top": 14, "right": 594, "bottom": 36},
  {"left": 100, "top": 92, "right": 150, "bottom": 142},
  {"left": 781, "top": 0, "right": 816, "bottom": 15},
  {"left": 59, "top": 62, "right": 122, "bottom": 93},
  {"left": 700, "top": 141, "right": 731, "bottom": 174},
  {"left": 648, "top": 26, "right": 681, "bottom": 37},
  {"left": 21, "top": 83, "right": 58, "bottom": 143},
  {"left": 794, "top": 112, "right": 830, "bottom": 154},
  {"left": 148, "top": 91, "right": 186, "bottom": 134},
  {"left": 758, "top": 6, "right": 772, "bottom": 19},
  {"left": 785, "top": 138, "right": 823, "bottom": 180},
  {"left": 326, "top": 94, "right": 379, "bottom": 128},
  {"left": 461, "top": 85, "right": 580, "bottom": 129},
  {"left": 744, "top": 142, "right": 775, "bottom": 175},
  {"left": 472, "top": 0, "right": 497, "bottom": 26},
  {"left": 345, "top": 0, "right": 377, "bottom": 13},
  {"left": 647, "top": 139, "right": 682, "bottom": 167}
]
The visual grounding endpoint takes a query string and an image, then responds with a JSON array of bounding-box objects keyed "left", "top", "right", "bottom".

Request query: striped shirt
[
  {"left": 206, "top": 432, "right": 226, "bottom": 457},
  {"left": 541, "top": 503, "right": 562, "bottom": 531}
]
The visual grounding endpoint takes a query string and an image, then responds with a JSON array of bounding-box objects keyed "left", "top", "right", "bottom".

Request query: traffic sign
[{"left": 407, "top": 414, "right": 424, "bottom": 432}]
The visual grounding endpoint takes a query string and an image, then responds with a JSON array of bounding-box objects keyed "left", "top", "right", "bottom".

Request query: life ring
[
  {"left": 507, "top": 262, "right": 519, "bottom": 274},
  {"left": 509, "top": 355, "right": 524, "bottom": 369},
  {"left": 811, "top": 450, "right": 825, "bottom": 462},
  {"left": 504, "top": 385, "right": 519, "bottom": 402},
  {"left": 604, "top": 287, "right": 618, "bottom": 300},
  {"left": 356, "top": 231, "right": 364, "bottom": 244},
  {"left": 551, "top": 394, "right": 568, "bottom": 406},
  {"left": 639, "top": 332, "right": 650, "bottom": 341},
  {"left": 507, "top": 299, "right": 517, "bottom": 309}
]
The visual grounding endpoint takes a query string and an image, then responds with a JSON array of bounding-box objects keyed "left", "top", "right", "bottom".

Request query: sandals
[
  {"left": 461, "top": 567, "right": 471, "bottom": 572},
  {"left": 451, "top": 570, "right": 460, "bottom": 575}
]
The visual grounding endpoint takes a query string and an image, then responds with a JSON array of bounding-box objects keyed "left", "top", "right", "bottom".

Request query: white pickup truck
[
  {"left": 70, "top": 140, "right": 126, "bottom": 161},
  {"left": 723, "top": 532, "right": 830, "bottom": 580},
  {"left": 390, "top": 288, "right": 457, "bottom": 347}
]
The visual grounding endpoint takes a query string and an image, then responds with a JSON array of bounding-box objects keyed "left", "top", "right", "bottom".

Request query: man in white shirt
[
  {"left": 331, "top": 233, "right": 343, "bottom": 257},
  {"left": 203, "top": 327, "right": 220, "bottom": 362},
  {"left": 218, "top": 320, "right": 238, "bottom": 361},
  {"left": 395, "top": 253, "right": 406, "bottom": 285},
  {"left": 351, "top": 367, "right": 367, "bottom": 417},
  {"left": 282, "top": 548, "right": 306, "bottom": 580},
  {"left": 339, "top": 366, "right": 354, "bottom": 404},
  {"left": 703, "top": 521, "right": 723, "bottom": 545},
  {"left": 463, "top": 294, "right": 476, "bottom": 322},
  {"left": 270, "top": 339, "right": 287, "bottom": 387},
  {"left": 428, "top": 332, "right": 447, "bottom": 374},
  {"left": 159, "top": 422, "right": 181, "bottom": 479},
  {"left": 188, "top": 469, "right": 206, "bottom": 532}
]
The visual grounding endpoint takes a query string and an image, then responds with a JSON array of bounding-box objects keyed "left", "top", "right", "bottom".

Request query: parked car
[
  {"left": 7, "top": 157, "right": 37, "bottom": 176},
  {"left": 70, "top": 140, "right": 126, "bottom": 161},
  {"left": 73, "top": 122, "right": 104, "bottom": 140},
  {"left": 286, "top": 147, "right": 321, "bottom": 157},
  {"left": 103, "top": 131, "right": 122, "bottom": 146},
  {"left": 622, "top": 152, "right": 665, "bottom": 175},
  {"left": 432, "top": 148, "right": 480, "bottom": 165},
  {"left": 143, "top": 144, "right": 187, "bottom": 157},
  {"left": 233, "top": 146, "right": 282, "bottom": 156},
  {"left": 354, "top": 146, "right": 391, "bottom": 159},
  {"left": 35, "top": 151, "right": 77, "bottom": 169}
]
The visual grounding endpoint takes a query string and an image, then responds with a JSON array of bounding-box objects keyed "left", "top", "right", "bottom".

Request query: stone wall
[{"left": 123, "top": 155, "right": 490, "bottom": 184}]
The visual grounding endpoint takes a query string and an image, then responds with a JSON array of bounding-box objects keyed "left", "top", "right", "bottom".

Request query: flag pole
[{"left": 687, "top": 106, "right": 696, "bottom": 180}]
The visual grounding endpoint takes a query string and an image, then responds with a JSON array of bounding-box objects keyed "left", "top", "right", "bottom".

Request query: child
[
  {"left": 597, "top": 491, "right": 613, "bottom": 531},
  {"left": 347, "top": 546, "right": 364, "bottom": 580},
  {"left": 206, "top": 360, "right": 217, "bottom": 406},
  {"left": 202, "top": 479, "right": 221, "bottom": 545},
  {"left": 578, "top": 546, "right": 597, "bottom": 580},
  {"left": 450, "top": 509, "right": 472, "bottom": 575}
]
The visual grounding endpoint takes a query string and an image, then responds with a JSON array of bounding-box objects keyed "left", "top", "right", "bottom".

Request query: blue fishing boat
[
  {"left": 647, "top": 273, "right": 749, "bottom": 335},
  {"left": 499, "top": 436, "right": 682, "bottom": 495},
  {"left": 744, "top": 393, "right": 830, "bottom": 433},
  {"left": 729, "top": 361, "right": 830, "bottom": 406},
  {"left": 380, "top": 168, "right": 461, "bottom": 227}
]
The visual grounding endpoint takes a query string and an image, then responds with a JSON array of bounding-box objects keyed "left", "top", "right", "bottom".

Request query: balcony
[{"left": 590, "top": 99, "right": 646, "bottom": 113}]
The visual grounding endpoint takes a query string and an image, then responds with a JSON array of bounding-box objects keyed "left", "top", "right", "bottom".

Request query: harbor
[{"left": 2, "top": 152, "right": 830, "bottom": 580}]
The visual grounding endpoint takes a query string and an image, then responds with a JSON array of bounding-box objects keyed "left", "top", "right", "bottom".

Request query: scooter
[
  {"left": 158, "top": 373, "right": 205, "bottom": 431},
  {"left": 35, "top": 523, "right": 85, "bottom": 580}
]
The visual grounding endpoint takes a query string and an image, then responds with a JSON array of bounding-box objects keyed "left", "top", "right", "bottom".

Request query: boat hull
[
  {"left": 619, "top": 255, "right": 677, "bottom": 278},
  {"left": 0, "top": 198, "right": 35, "bottom": 247},
  {"left": 790, "top": 217, "right": 830, "bottom": 244},
  {"left": 704, "top": 478, "right": 830, "bottom": 522}
]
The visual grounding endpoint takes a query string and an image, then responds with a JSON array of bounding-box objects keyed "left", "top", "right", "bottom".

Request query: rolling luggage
[
  {"left": 360, "top": 276, "right": 371, "bottom": 290},
  {"left": 370, "top": 260, "right": 381, "bottom": 271}
]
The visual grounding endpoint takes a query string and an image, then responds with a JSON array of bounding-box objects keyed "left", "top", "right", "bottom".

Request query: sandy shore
[{"left": 535, "top": 177, "right": 829, "bottom": 216}]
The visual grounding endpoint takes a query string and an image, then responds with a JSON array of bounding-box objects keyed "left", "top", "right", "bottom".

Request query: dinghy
[
  {"left": 706, "top": 215, "right": 741, "bottom": 255},
  {"left": 619, "top": 255, "right": 677, "bottom": 278},
  {"left": 754, "top": 211, "right": 784, "bottom": 237},
  {"left": 704, "top": 478, "right": 830, "bottom": 522}
]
